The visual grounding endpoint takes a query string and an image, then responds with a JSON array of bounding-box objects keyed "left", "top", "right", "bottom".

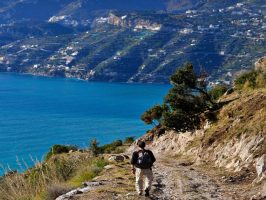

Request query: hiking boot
[{"left": 144, "top": 189, "right": 149, "bottom": 197}]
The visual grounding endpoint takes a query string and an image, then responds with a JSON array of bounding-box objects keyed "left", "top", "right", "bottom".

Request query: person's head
[{"left": 137, "top": 141, "right": 145, "bottom": 149}]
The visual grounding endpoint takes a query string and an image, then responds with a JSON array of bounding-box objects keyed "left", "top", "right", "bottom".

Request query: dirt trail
[{"left": 149, "top": 155, "right": 258, "bottom": 200}]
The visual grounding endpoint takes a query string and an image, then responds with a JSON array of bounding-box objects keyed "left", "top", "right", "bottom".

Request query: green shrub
[
  {"left": 89, "top": 138, "right": 100, "bottom": 157},
  {"left": 73, "top": 166, "right": 102, "bottom": 183},
  {"left": 208, "top": 84, "right": 230, "bottom": 101},
  {"left": 92, "top": 158, "right": 108, "bottom": 168},
  {"left": 113, "top": 148, "right": 124, "bottom": 154},
  {"left": 124, "top": 136, "right": 135, "bottom": 144},
  {"left": 98, "top": 139, "right": 123, "bottom": 154},
  {"left": 112, "top": 139, "right": 123, "bottom": 146},
  {"left": 45, "top": 144, "right": 79, "bottom": 161},
  {"left": 234, "top": 70, "right": 257, "bottom": 89}
]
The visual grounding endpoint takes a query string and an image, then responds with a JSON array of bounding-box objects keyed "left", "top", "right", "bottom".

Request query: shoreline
[{"left": 0, "top": 72, "right": 172, "bottom": 85}]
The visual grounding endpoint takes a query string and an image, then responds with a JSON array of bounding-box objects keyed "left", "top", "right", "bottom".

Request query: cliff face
[
  {"left": 108, "top": 13, "right": 162, "bottom": 30},
  {"left": 107, "top": 13, "right": 131, "bottom": 27},
  {"left": 129, "top": 127, "right": 263, "bottom": 173}
]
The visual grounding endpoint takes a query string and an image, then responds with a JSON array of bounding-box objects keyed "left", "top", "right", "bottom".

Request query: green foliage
[
  {"left": 88, "top": 138, "right": 123, "bottom": 156},
  {"left": 89, "top": 138, "right": 100, "bottom": 157},
  {"left": 208, "top": 84, "right": 230, "bottom": 101},
  {"left": 38, "top": 22, "right": 74, "bottom": 36},
  {"left": 140, "top": 103, "right": 169, "bottom": 126},
  {"left": 164, "top": 62, "right": 215, "bottom": 131},
  {"left": 141, "top": 62, "right": 215, "bottom": 132},
  {"left": 98, "top": 139, "right": 123, "bottom": 154},
  {"left": 72, "top": 166, "right": 102, "bottom": 184},
  {"left": 234, "top": 70, "right": 257, "bottom": 89},
  {"left": 124, "top": 136, "right": 135, "bottom": 144},
  {"left": 3, "top": 154, "right": 107, "bottom": 199},
  {"left": 45, "top": 144, "right": 79, "bottom": 161},
  {"left": 92, "top": 158, "right": 108, "bottom": 168},
  {"left": 234, "top": 69, "right": 266, "bottom": 90}
]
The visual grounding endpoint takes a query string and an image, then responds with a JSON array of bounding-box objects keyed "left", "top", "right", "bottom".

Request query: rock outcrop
[
  {"left": 128, "top": 122, "right": 264, "bottom": 174},
  {"left": 108, "top": 13, "right": 162, "bottom": 30},
  {"left": 255, "top": 56, "right": 266, "bottom": 72}
]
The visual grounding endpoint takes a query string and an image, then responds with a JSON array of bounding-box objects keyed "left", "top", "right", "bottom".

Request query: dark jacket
[{"left": 130, "top": 149, "right": 156, "bottom": 169}]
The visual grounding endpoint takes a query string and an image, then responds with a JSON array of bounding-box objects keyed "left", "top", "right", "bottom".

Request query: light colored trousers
[{"left": 135, "top": 168, "right": 153, "bottom": 194}]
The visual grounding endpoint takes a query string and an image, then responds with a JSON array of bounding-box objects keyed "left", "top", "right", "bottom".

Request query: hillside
[
  {"left": 0, "top": 1, "right": 265, "bottom": 84},
  {"left": 0, "top": 0, "right": 265, "bottom": 85}
]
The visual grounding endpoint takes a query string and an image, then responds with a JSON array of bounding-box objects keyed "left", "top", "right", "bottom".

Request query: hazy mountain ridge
[{"left": 0, "top": 0, "right": 199, "bottom": 24}]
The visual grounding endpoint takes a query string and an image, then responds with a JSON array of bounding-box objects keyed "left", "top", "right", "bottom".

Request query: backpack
[{"left": 137, "top": 150, "right": 152, "bottom": 169}]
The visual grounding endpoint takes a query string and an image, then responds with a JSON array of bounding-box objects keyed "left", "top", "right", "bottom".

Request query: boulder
[
  {"left": 255, "top": 56, "right": 266, "bottom": 72},
  {"left": 224, "top": 87, "right": 235, "bottom": 96},
  {"left": 82, "top": 182, "right": 105, "bottom": 187},
  {"left": 231, "top": 115, "right": 243, "bottom": 127},
  {"left": 250, "top": 192, "right": 266, "bottom": 200},
  {"left": 256, "top": 154, "right": 266, "bottom": 181},
  {"left": 108, "top": 155, "right": 125, "bottom": 162},
  {"left": 103, "top": 165, "right": 114, "bottom": 169}
]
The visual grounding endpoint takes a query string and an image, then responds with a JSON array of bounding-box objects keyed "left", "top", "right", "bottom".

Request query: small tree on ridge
[{"left": 140, "top": 62, "right": 215, "bottom": 132}]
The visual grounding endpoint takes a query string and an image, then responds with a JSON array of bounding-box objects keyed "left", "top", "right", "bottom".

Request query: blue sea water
[{"left": 0, "top": 73, "right": 171, "bottom": 172}]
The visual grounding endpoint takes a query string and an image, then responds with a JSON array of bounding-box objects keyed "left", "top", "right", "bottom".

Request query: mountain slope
[{"left": 0, "top": 1, "right": 265, "bottom": 84}]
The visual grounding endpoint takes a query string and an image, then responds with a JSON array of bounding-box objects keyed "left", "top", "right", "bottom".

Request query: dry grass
[
  {"left": 67, "top": 158, "right": 150, "bottom": 200},
  {"left": 45, "top": 184, "right": 73, "bottom": 200},
  {"left": 0, "top": 152, "right": 108, "bottom": 200},
  {"left": 200, "top": 89, "right": 266, "bottom": 152}
]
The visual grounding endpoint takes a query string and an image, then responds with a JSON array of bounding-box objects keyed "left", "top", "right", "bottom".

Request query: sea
[{"left": 0, "top": 73, "right": 171, "bottom": 172}]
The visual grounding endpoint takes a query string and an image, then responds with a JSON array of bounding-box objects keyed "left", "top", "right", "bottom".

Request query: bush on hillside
[
  {"left": 234, "top": 70, "right": 257, "bottom": 89},
  {"left": 45, "top": 144, "right": 79, "bottom": 161},
  {"left": 98, "top": 139, "right": 123, "bottom": 154},
  {"left": 124, "top": 136, "right": 135, "bottom": 144},
  {"left": 208, "top": 84, "right": 230, "bottom": 101},
  {"left": 89, "top": 138, "right": 100, "bottom": 157},
  {"left": 234, "top": 69, "right": 266, "bottom": 89},
  {"left": 89, "top": 138, "right": 124, "bottom": 156}
]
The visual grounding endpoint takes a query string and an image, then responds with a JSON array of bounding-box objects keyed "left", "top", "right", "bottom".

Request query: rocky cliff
[
  {"left": 108, "top": 13, "right": 162, "bottom": 30},
  {"left": 255, "top": 56, "right": 266, "bottom": 72},
  {"left": 128, "top": 87, "right": 266, "bottom": 185}
]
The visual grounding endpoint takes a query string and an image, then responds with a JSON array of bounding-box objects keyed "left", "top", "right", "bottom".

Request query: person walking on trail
[{"left": 131, "top": 140, "right": 156, "bottom": 197}]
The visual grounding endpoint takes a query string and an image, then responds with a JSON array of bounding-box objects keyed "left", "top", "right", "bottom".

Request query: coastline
[{"left": 1, "top": 71, "right": 172, "bottom": 85}]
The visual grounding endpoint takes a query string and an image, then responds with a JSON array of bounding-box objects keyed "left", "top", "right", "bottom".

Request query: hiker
[{"left": 131, "top": 140, "right": 156, "bottom": 197}]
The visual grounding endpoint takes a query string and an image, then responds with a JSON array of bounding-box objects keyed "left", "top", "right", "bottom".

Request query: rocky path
[
  {"left": 149, "top": 156, "right": 257, "bottom": 200},
  {"left": 58, "top": 153, "right": 261, "bottom": 200}
]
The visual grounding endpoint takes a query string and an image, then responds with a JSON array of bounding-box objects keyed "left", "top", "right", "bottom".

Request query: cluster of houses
[
  {"left": 48, "top": 15, "right": 108, "bottom": 26},
  {"left": 0, "top": 54, "right": 16, "bottom": 65},
  {"left": 183, "top": 1, "right": 266, "bottom": 36}
]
